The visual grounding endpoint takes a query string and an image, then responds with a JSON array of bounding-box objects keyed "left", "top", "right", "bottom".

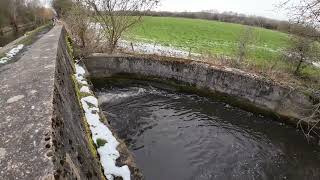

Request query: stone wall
[
  {"left": 0, "top": 25, "right": 104, "bottom": 179},
  {"left": 84, "top": 54, "right": 316, "bottom": 124},
  {"left": 52, "top": 27, "right": 104, "bottom": 179}
]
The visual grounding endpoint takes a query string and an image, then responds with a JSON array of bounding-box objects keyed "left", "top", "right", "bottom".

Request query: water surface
[
  {"left": 0, "top": 25, "right": 35, "bottom": 47},
  {"left": 94, "top": 79, "right": 320, "bottom": 180}
]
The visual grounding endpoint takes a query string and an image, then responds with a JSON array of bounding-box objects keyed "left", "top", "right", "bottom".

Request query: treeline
[
  {"left": 143, "top": 11, "right": 320, "bottom": 36},
  {"left": 0, "top": 0, "right": 53, "bottom": 34}
]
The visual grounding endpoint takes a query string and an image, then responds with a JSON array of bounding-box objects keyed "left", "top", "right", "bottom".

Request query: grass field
[
  {"left": 127, "top": 16, "right": 290, "bottom": 60},
  {"left": 126, "top": 16, "right": 319, "bottom": 86}
]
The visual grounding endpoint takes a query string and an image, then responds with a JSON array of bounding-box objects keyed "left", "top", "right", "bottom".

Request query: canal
[{"left": 93, "top": 78, "right": 320, "bottom": 180}]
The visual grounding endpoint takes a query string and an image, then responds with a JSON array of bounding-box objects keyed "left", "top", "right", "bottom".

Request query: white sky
[
  {"left": 41, "top": 0, "right": 299, "bottom": 21},
  {"left": 156, "top": 0, "right": 299, "bottom": 20}
]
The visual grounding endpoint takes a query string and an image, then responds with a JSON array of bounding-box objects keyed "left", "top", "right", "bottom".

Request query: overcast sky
[
  {"left": 42, "top": 0, "right": 299, "bottom": 21},
  {"left": 156, "top": 0, "right": 299, "bottom": 20}
]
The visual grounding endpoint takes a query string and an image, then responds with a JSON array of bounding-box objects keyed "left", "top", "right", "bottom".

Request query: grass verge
[{"left": 17, "top": 23, "right": 53, "bottom": 46}]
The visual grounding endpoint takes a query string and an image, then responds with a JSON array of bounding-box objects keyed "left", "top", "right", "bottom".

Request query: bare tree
[
  {"left": 236, "top": 26, "right": 254, "bottom": 65},
  {"left": 0, "top": 0, "right": 9, "bottom": 35},
  {"left": 280, "top": 1, "right": 320, "bottom": 137},
  {"left": 0, "top": 0, "right": 52, "bottom": 35},
  {"left": 64, "top": 0, "right": 104, "bottom": 57},
  {"left": 286, "top": 0, "right": 320, "bottom": 24},
  {"left": 26, "top": 0, "right": 42, "bottom": 24},
  {"left": 297, "top": 94, "right": 320, "bottom": 139},
  {"left": 282, "top": 23, "right": 320, "bottom": 76},
  {"left": 281, "top": 0, "right": 320, "bottom": 39},
  {"left": 8, "top": 0, "right": 19, "bottom": 32},
  {"left": 84, "top": 0, "right": 159, "bottom": 53},
  {"left": 279, "top": 0, "right": 320, "bottom": 74},
  {"left": 285, "top": 35, "right": 314, "bottom": 75},
  {"left": 65, "top": 2, "right": 90, "bottom": 48},
  {"left": 52, "top": 0, "right": 73, "bottom": 18}
]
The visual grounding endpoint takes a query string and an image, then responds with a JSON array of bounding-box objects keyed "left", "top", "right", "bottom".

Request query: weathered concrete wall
[
  {"left": 0, "top": 25, "right": 103, "bottom": 179},
  {"left": 52, "top": 27, "right": 104, "bottom": 179},
  {"left": 85, "top": 54, "right": 315, "bottom": 124}
]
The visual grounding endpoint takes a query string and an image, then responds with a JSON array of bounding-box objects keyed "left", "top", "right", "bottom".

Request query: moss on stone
[
  {"left": 65, "top": 35, "right": 74, "bottom": 60},
  {"left": 96, "top": 139, "right": 107, "bottom": 148},
  {"left": 82, "top": 117, "right": 99, "bottom": 158},
  {"left": 80, "top": 91, "right": 92, "bottom": 98},
  {"left": 71, "top": 74, "right": 106, "bottom": 179},
  {"left": 71, "top": 75, "right": 82, "bottom": 99},
  {"left": 65, "top": 34, "right": 76, "bottom": 72}
]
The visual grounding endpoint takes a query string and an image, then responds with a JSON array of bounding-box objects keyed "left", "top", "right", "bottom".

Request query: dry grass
[{"left": 192, "top": 52, "right": 320, "bottom": 90}]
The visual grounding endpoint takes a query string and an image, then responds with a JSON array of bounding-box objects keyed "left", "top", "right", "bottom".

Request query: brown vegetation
[
  {"left": 54, "top": 0, "right": 160, "bottom": 55},
  {"left": 84, "top": 0, "right": 159, "bottom": 53},
  {"left": 280, "top": 0, "right": 320, "bottom": 136},
  {"left": 54, "top": 0, "right": 104, "bottom": 57},
  {"left": 0, "top": 0, "right": 53, "bottom": 34}
]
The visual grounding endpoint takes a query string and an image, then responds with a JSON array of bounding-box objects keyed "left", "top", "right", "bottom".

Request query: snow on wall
[
  {"left": 74, "top": 64, "right": 131, "bottom": 180},
  {"left": 0, "top": 44, "right": 24, "bottom": 64}
]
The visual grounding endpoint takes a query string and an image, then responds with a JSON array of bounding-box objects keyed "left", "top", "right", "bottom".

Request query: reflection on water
[
  {"left": 0, "top": 25, "right": 34, "bottom": 47},
  {"left": 94, "top": 79, "right": 320, "bottom": 180}
]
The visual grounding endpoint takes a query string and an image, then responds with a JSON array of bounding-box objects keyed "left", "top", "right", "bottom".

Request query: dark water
[
  {"left": 0, "top": 25, "right": 51, "bottom": 70},
  {"left": 94, "top": 79, "right": 320, "bottom": 180},
  {"left": 0, "top": 25, "right": 35, "bottom": 47}
]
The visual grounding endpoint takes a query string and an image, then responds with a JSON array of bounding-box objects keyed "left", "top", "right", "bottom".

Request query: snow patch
[
  {"left": 80, "top": 86, "right": 91, "bottom": 93},
  {"left": 75, "top": 64, "right": 88, "bottom": 85},
  {"left": 0, "top": 44, "right": 24, "bottom": 64},
  {"left": 118, "top": 39, "right": 280, "bottom": 59},
  {"left": 313, "top": 61, "right": 320, "bottom": 68},
  {"left": 74, "top": 63, "right": 131, "bottom": 180},
  {"left": 75, "top": 64, "right": 86, "bottom": 75},
  {"left": 82, "top": 96, "right": 99, "bottom": 107},
  {"left": 119, "top": 40, "right": 200, "bottom": 59}
]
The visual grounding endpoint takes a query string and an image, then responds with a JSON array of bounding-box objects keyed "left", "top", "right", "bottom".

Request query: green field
[
  {"left": 126, "top": 16, "right": 320, "bottom": 85},
  {"left": 127, "top": 16, "right": 290, "bottom": 60}
]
